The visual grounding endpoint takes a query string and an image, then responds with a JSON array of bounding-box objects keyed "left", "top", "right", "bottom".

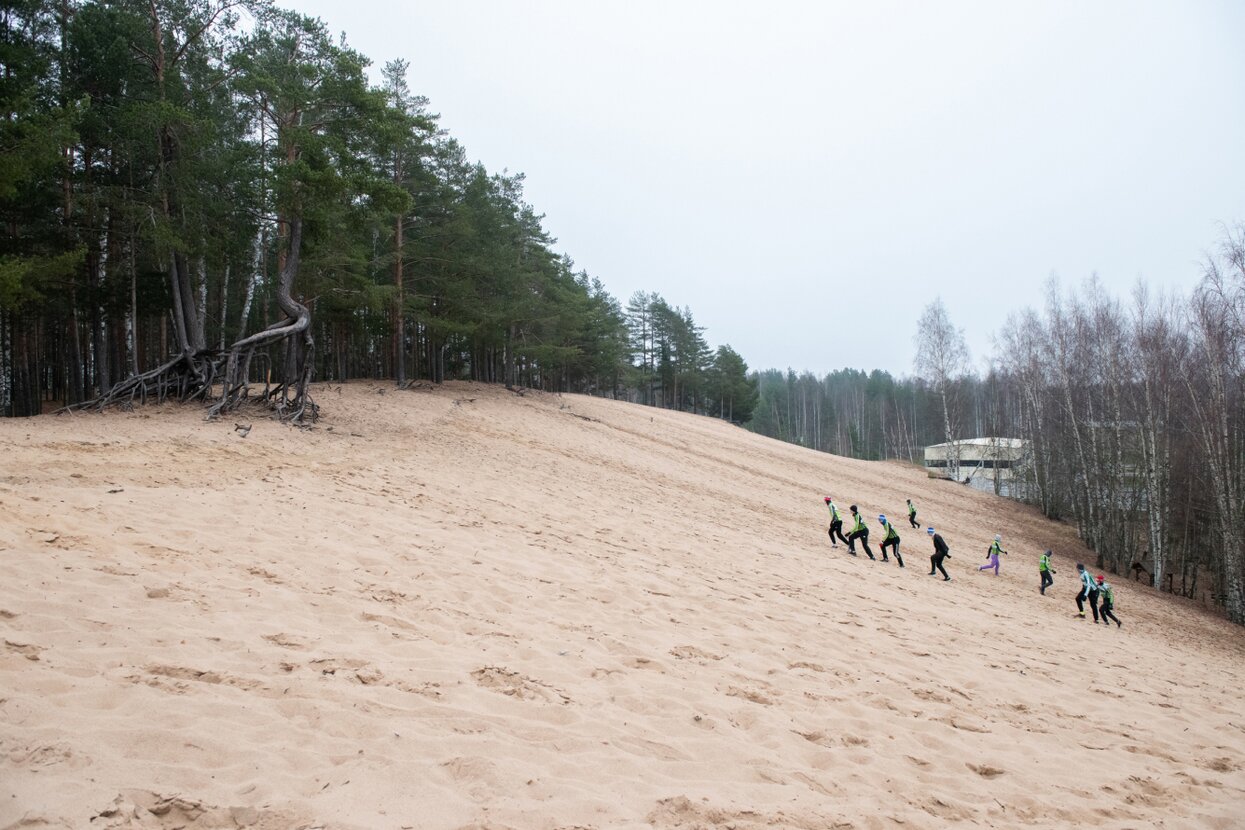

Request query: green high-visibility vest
[
  {"left": 990, "top": 540, "right": 1004, "bottom": 557},
  {"left": 884, "top": 522, "right": 900, "bottom": 541},
  {"left": 1039, "top": 554, "right": 1051, "bottom": 572},
  {"left": 852, "top": 512, "right": 866, "bottom": 533},
  {"left": 827, "top": 502, "right": 841, "bottom": 521},
  {"left": 907, "top": 502, "right": 916, "bottom": 516}
]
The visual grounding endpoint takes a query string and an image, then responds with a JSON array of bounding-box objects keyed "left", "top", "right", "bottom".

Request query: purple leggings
[{"left": 979, "top": 554, "right": 1000, "bottom": 574}]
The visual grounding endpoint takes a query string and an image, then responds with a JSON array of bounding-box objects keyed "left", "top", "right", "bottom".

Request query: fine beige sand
[{"left": 2, "top": 382, "right": 1244, "bottom": 829}]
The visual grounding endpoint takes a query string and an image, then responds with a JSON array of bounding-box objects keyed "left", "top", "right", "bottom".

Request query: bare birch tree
[
  {"left": 1186, "top": 233, "right": 1245, "bottom": 623},
  {"left": 915, "top": 298, "right": 970, "bottom": 481},
  {"left": 997, "top": 308, "right": 1057, "bottom": 515},
  {"left": 1132, "top": 284, "right": 1186, "bottom": 593}
]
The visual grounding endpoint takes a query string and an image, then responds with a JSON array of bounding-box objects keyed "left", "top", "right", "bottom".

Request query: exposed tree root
[
  {"left": 62, "top": 352, "right": 215, "bottom": 414},
  {"left": 62, "top": 349, "right": 316, "bottom": 425},
  {"left": 206, "top": 217, "right": 317, "bottom": 425},
  {"left": 67, "top": 219, "right": 318, "bottom": 425}
]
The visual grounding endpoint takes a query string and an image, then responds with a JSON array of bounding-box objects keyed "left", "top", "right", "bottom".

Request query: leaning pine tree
[{"left": 209, "top": 10, "right": 379, "bottom": 423}]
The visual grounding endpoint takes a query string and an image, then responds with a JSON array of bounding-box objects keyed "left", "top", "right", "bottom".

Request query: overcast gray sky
[{"left": 290, "top": 0, "right": 1244, "bottom": 376}]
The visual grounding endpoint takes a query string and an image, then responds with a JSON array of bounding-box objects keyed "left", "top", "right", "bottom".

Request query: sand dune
[{"left": 2, "top": 382, "right": 1243, "bottom": 829}]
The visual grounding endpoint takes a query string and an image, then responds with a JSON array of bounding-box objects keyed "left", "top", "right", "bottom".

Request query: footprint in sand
[
  {"left": 669, "top": 645, "right": 722, "bottom": 661},
  {"left": 795, "top": 730, "right": 834, "bottom": 747},
  {"left": 624, "top": 656, "right": 664, "bottom": 671},
  {"left": 246, "top": 566, "right": 281, "bottom": 583},
  {"left": 967, "top": 762, "right": 1005, "bottom": 778},
  {"left": 612, "top": 735, "right": 693, "bottom": 762},
  {"left": 89, "top": 791, "right": 300, "bottom": 829},
  {"left": 922, "top": 797, "right": 973, "bottom": 821},
  {"left": 647, "top": 796, "right": 844, "bottom": 830},
  {"left": 6, "top": 742, "right": 77, "bottom": 769},
  {"left": 138, "top": 665, "right": 264, "bottom": 694},
  {"left": 913, "top": 687, "right": 952, "bottom": 705},
  {"left": 725, "top": 686, "right": 774, "bottom": 705},
  {"left": 471, "top": 666, "right": 570, "bottom": 705},
  {"left": 787, "top": 661, "right": 827, "bottom": 672},
  {"left": 363, "top": 587, "right": 409, "bottom": 604},
  {"left": 440, "top": 755, "right": 497, "bottom": 784},
  {"left": 262, "top": 632, "right": 308, "bottom": 650},
  {"left": 935, "top": 716, "right": 991, "bottom": 734},
  {"left": 4, "top": 640, "right": 42, "bottom": 661},
  {"left": 308, "top": 657, "right": 369, "bottom": 675},
  {"left": 360, "top": 611, "right": 423, "bottom": 639},
  {"left": 1120, "top": 775, "right": 1172, "bottom": 807}
]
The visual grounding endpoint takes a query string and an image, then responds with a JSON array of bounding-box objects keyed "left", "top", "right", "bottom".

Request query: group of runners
[
  {"left": 823, "top": 496, "right": 920, "bottom": 567},
  {"left": 823, "top": 495, "right": 1123, "bottom": 627}
]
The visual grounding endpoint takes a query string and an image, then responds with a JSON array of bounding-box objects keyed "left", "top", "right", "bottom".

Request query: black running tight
[{"left": 848, "top": 529, "right": 873, "bottom": 559}]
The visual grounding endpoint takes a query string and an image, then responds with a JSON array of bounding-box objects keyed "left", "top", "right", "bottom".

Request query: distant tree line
[
  {"left": 0, "top": 0, "right": 756, "bottom": 424},
  {"left": 748, "top": 368, "right": 936, "bottom": 461},
  {"left": 748, "top": 228, "right": 1245, "bottom": 624}
]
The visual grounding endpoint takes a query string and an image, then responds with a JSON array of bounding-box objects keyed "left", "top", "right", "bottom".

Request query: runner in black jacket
[{"left": 928, "top": 527, "right": 951, "bottom": 580}]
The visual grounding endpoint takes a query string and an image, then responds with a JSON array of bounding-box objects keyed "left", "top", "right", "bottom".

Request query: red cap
[
  {"left": 1096, "top": 575, "right": 1104, "bottom": 582},
  {"left": 824, "top": 497, "right": 831, "bottom": 503}
]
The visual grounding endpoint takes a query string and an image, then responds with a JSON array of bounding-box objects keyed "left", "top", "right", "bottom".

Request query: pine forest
[{"left": 0, "top": 0, "right": 757, "bottom": 424}]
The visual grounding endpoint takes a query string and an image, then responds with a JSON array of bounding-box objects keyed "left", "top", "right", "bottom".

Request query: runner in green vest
[
  {"left": 906, "top": 498, "right": 919, "bottom": 529},
  {"left": 824, "top": 497, "right": 849, "bottom": 547},
  {"left": 877, "top": 514, "right": 904, "bottom": 567},
  {"left": 1038, "top": 550, "right": 1056, "bottom": 595},
  {"left": 1096, "top": 575, "right": 1122, "bottom": 627},
  {"left": 847, "top": 505, "right": 875, "bottom": 559}
]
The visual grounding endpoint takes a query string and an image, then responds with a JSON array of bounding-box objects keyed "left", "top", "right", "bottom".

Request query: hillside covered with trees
[{"left": 0, "top": 0, "right": 757, "bottom": 424}]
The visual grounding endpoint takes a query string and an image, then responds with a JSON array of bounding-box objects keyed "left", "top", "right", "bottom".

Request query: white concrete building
[{"left": 923, "top": 437, "right": 1029, "bottom": 496}]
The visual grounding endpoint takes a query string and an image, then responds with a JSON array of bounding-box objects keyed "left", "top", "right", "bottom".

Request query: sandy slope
[{"left": 1, "top": 382, "right": 1243, "bottom": 829}]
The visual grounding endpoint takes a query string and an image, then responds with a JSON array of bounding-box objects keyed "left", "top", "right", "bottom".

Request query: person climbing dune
[
  {"left": 878, "top": 514, "right": 904, "bottom": 567},
  {"left": 1039, "top": 550, "right": 1056, "bottom": 595},
  {"left": 979, "top": 534, "right": 1005, "bottom": 575},
  {"left": 824, "top": 497, "right": 849, "bottom": 548},
  {"left": 847, "top": 505, "right": 875, "bottom": 560},
  {"left": 1075, "top": 563, "right": 1100, "bottom": 621},
  {"left": 1097, "top": 575, "right": 1122, "bottom": 628},
  {"left": 928, "top": 527, "right": 951, "bottom": 580}
]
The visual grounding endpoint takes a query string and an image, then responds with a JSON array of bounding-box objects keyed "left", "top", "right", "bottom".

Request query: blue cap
[
  {"left": 878, "top": 514, "right": 886, "bottom": 521},
  {"left": 927, "top": 527, "right": 935, "bottom": 535}
]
